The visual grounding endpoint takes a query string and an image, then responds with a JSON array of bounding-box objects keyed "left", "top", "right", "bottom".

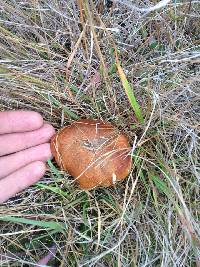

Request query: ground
[{"left": 0, "top": 1, "right": 200, "bottom": 266}]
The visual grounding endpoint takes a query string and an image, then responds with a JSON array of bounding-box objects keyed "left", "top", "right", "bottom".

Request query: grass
[
  {"left": 0, "top": 0, "right": 200, "bottom": 266},
  {"left": 115, "top": 49, "right": 144, "bottom": 124}
]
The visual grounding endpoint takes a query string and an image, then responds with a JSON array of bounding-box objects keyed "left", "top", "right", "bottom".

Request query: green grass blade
[
  {"left": 37, "top": 183, "right": 69, "bottom": 197},
  {"left": 115, "top": 51, "right": 144, "bottom": 123},
  {"left": 47, "top": 159, "right": 62, "bottom": 179},
  {"left": 117, "top": 63, "right": 144, "bottom": 123},
  {"left": 0, "top": 216, "right": 65, "bottom": 232},
  {"left": 150, "top": 174, "right": 170, "bottom": 196},
  {"left": 39, "top": 93, "right": 79, "bottom": 120}
]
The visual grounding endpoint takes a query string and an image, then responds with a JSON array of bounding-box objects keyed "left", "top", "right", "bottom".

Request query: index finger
[{"left": 0, "top": 110, "right": 43, "bottom": 134}]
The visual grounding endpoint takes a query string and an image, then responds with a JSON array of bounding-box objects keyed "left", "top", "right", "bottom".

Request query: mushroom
[{"left": 50, "top": 119, "right": 132, "bottom": 190}]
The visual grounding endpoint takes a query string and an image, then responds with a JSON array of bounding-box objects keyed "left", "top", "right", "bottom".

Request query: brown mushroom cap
[{"left": 50, "top": 119, "right": 132, "bottom": 190}]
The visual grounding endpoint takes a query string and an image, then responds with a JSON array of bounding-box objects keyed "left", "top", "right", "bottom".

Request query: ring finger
[{"left": 0, "top": 143, "right": 52, "bottom": 179}]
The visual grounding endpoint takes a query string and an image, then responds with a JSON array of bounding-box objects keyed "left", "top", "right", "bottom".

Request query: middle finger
[{"left": 0, "top": 124, "right": 55, "bottom": 156}]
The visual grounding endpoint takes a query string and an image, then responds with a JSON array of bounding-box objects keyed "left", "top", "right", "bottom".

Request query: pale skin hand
[{"left": 0, "top": 110, "right": 55, "bottom": 203}]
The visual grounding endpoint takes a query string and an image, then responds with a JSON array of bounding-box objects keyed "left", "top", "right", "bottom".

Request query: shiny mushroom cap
[{"left": 50, "top": 119, "right": 132, "bottom": 190}]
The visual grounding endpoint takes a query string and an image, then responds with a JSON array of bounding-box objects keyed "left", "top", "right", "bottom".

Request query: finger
[
  {"left": 0, "top": 143, "right": 52, "bottom": 179},
  {"left": 0, "top": 110, "right": 43, "bottom": 134},
  {"left": 0, "top": 161, "right": 46, "bottom": 204},
  {"left": 0, "top": 124, "right": 55, "bottom": 156}
]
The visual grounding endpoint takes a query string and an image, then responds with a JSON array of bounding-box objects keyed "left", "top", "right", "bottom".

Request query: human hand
[{"left": 0, "top": 110, "right": 55, "bottom": 203}]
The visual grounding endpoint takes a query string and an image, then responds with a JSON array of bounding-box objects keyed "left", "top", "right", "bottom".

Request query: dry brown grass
[{"left": 0, "top": 1, "right": 200, "bottom": 266}]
